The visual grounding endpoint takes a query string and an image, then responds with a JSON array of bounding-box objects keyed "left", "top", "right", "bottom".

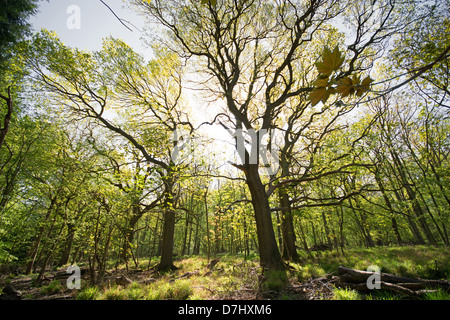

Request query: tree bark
[
  {"left": 120, "top": 202, "right": 142, "bottom": 264},
  {"left": 58, "top": 223, "right": 75, "bottom": 266},
  {"left": 245, "top": 164, "right": 285, "bottom": 272},
  {"left": 278, "top": 187, "right": 300, "bottom": 261},
  {"left": 156, "top": 176, "right": 177, "bottom": 272}
]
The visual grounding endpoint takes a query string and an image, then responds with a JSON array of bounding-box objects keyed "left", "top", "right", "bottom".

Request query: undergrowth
[{"left": 32, "top": 245, "right": 450, "bottom": 300}]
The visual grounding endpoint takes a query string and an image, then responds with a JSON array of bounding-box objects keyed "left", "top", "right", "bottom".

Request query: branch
[
  {"left": 100, "top": 0, "right": 133, "bottom": 32},
  {"left": 382, "top": 44, "right": 450, "bottom": 94},
  {"left": 267, "top": 162, "right": 373, "bottom": 196},
  {"left": 270, "top": 189, "right": 364, "bottom": 212}
]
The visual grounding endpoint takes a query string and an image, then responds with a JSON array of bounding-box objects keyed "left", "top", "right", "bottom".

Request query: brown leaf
[
  {"left": 315, "top": 46, "right": 345, "bottom": 76},
  {"left": 336, "top": 76, "right": 354, "bottom": 98},
  {"left": 309, "top": 87, "right": 330, "bottom": 106}
]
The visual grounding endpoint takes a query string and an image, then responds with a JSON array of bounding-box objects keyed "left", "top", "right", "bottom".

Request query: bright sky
[{"left": 29, "top": 0, "right": 151, "bottom": 55}]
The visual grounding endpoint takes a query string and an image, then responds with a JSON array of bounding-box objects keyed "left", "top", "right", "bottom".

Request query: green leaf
[{"left": 361, "top": 76, "right": 374, "bottom": 90}]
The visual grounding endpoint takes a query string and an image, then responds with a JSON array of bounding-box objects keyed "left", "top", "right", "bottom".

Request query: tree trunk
[
  {"left": 25, "top": 195, "right": 57, "bottom": 274},
  {"left": 373, "top": 171, "right": 403, "bottom": 245},
  {"left": 156, "top": 178, "right": 177, "bottom": 272},
  {"left": 120, "top": 202, "right": 142, "bottom": 263},
  {"left": 388, "top": 174, "right": 425, "bottom": 244},
  {"left": 204, "top": 189, "right": 211, "bottom": 261},
  {"left": 278, "top": 187, "right": 300, "bottom": 261},
  {"left": 0, "top": 87, "right": 13, "bottom": 150},
  {"left": 181, "top": 210, "right": 189, "bottom": 256},
  {"left": 388, "top": 147, "right": 437, "bottom": 246},
  {"left": 337, "top": 266, "right": 450, "bottom": 291},
  {"left": 244, "top": 164, "right": 285, "bottom": 272},
  {"left": 58, "top": 223, "right": 75, "bottom": 266}
]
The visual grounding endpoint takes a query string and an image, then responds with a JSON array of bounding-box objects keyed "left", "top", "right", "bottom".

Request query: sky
[{"left": 29, "top": 0, "right": 151, "bottom": 56}]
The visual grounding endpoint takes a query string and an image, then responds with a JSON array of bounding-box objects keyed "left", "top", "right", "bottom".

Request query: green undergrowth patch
[
  {"left": 292, "top": 245, "right": 450, "bottom": 281},
  {"left": 77, "top": 279, "right": 194, "bottom": 300}
]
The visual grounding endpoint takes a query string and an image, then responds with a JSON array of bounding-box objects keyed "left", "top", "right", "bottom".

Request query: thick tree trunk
[
  {"left": 278, "top": 187, "right": 300, "bottom": 261},
  {"left": 156, "top": 178, "right": 177, "bottom": 272},
  {"left": 158, "top": 208, "right": 176, "bottom": 271},
  {"left": 0, "top": 87, "right": 13, "bottom": 150},
  {"left": 245, "top": 165, "right": 285, "bottom": 272}
]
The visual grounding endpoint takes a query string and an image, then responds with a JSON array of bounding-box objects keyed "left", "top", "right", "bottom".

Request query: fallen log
[
  {"left": 337, "top": 281, "right": 429, "bottom": 299},
  {"left": 337, "top": 266, "right": 450, "bottom": 292},
  {"left": 206, "top": 259, "right": 220, "bottom": 270}
]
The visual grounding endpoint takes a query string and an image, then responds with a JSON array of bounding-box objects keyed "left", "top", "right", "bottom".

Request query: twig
[{"left": 99, "top": 0, "right": 133, "bottom": 32}]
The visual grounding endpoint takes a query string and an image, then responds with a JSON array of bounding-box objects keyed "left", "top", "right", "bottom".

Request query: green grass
[
  {"left": 422, "top": 288, "right": 450, "bottom": 300},
  {"left": 39, "top": 280, "right": 62, "bottom": 295},
  {"left": 146, "top": 279, "right": 193, "bottom": 300},
  {"left": 76, "top": 286, "right": 100, "bottom": 300},
  {"left": 332, "top": 287, "right": 361, "bottom": 300},
  {"left": 293, "top": 245, "right": 450, "bottom": 281},
  {"left": 77, "top": 279, "right": 195, "bottom": 300},
  {"left": 262, "top": 270, "right": 288, "bottom": 291}
]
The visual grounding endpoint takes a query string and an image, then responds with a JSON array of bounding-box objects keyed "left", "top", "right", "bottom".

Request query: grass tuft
[
  {"left": 76, "top": 286, "right": 100, "bottom": 300},
  {"left": 39, "top": 280, "right": 62, "bottom": 295},
  {"left": 332, "top": 287, "right": 361, "bottom": 300}
]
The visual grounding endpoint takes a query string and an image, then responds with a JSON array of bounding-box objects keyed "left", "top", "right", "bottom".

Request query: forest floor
[{"left": 1, "top": 245, "right": 449, "bottom": 300}]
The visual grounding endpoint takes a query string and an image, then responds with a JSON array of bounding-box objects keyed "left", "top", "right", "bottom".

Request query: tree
[
  {"left": 0, "top": 0, "right": 38, "bottom": 149},
  {"left": 388, "top": 0, "right": 450, "bottom": 109},
  {"left": 26, "top": 31, "right": 192, "bottom": 271},
  {"left": 131, "top": 0, "right": 422, "bottom": 273}
]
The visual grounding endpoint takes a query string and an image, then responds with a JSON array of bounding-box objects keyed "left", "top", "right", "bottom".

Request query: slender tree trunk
[
  {"left": 204, "top": 188, "right": 211, "bottom": 261},
  {"left": 181, "top": 210, "right": 189, "bottom": 256},
  {"left": 25, "top": 195, "right": 57, "bottom": 274},
  {"left": 311, "top": 221, "right": 317, "bottom": 247},
  {"left": 387, "top": 170, "right": 425, "bottom": 244},
  {"left": 58, "top": 223, "right": 75, "bottom": 266},
  {"left": 373, "top": 171, "right": 402, "bottom": 244},
  {"left": 390, "top": 149, "right": 437, "bottom": 246}
]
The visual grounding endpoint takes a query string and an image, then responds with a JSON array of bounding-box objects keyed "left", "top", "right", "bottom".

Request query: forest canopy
[{"left": 0, "top": 0, "right": 449, "bottom": 301}]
